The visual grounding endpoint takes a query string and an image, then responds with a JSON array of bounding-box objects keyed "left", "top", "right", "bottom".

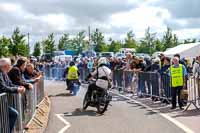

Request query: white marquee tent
[{"left": 164, "top": 43, "right": 200, "bottom": 59}]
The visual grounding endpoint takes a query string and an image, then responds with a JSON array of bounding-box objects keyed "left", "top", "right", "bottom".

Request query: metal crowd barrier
[
  {"left": 138, "top": 72, "right": 160, "bottom": 97},
  {"left": 49, "top": 67, "right": 66, "bottom": 80},
  {"left": 115, "top": 70, "right": 162, "bottom": 98},
  {"left": 79, "top": 68, "right": 90, "bottom": 81},
  {"left": 0, "top": 93, "right": 10, "bottom": 133},
  {"left": 44, "top": 67, "right": 65, "bottom": 80},
  {"left": 43, "top": 66, "right": 91, "bottom": 82},
  {"left": 0, "top": 78, "right": 44, "bottom": 133},
  {"left": 113, "top": 70, "right": 200, "bottom": 110},
  {"left": 185, "top": 76, "right": 199, "bottom": 110}
]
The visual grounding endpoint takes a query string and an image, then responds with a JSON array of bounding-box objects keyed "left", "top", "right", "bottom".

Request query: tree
[
  {"left": 73, "top": 31, "right": 86, "bottom": 54},
  {"left": 109, "top": 40, "right": 122, "bottom": 53},
  {"left": 58, "top": 33, "right": 71, "bottom": 50},
  {"left": 162, "top": 27, "right": 179, "bottom": 51},
  {"left": 33, "top": 42, "right": 41, "bottom": 57},
  {"left": 154, "top": 39, "right": 163, "bottom": 52},
  {"left": 123, "top": 31, "right": 137, "bottom": 48},
  {"left": 0, "top": 36, "right": 11, "bottom": 57},
  {"left": 42, "top": 33, "right": 56, "bottom": 57},
  {"left": 137, "top": 27, "right": 156, "bottom": 54},
  {"left": 9, "top": 27, "right": 30, "bottom": 56},
  {"left": 183, "top": 38, "right": 196, "bottom": 44},
  {"left": 91, "top": 28, "right": 105, "bottom": 52}
]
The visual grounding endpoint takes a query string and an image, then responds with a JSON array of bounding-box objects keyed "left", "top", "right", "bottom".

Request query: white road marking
[
  {"left": 112, "top": 91, "right": 195, "bottom": 133},
  {"left": 56, "top": 114, "right": 71, "bottom": 133}
]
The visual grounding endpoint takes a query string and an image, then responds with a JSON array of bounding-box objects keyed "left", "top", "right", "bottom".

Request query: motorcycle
[{"left": 83, "top": 81, "right": 112, "bottom": 114}]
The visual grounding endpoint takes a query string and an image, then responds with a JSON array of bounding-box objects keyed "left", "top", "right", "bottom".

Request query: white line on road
[
  {"left": 112, "top": 91, "right": 195, "bottom": 133},
  {"left": 56, "top": 114, "right": 71, "bottom": 133}
]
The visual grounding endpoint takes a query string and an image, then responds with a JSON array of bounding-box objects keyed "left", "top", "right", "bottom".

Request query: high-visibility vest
[
  {"left": 170, "top": 64, "right": 183, "bottom": 87},
  {"left": 67, "top": 66, "right": 78, "bottom": 80}
]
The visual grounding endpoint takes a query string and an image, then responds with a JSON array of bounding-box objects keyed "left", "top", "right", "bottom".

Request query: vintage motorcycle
[{"left": 83, "top": 81, "right": 112, "bottom": 114}]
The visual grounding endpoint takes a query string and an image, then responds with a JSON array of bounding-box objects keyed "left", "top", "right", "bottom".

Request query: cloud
[
  {"left": 0, "top": 0, "right": 200, "bottom": 47},
  {"left": 109, "top": 4, "right": 170, "bottom": 38},
  {"left": 155, "top": 0, "right": 200, "bottom": 19}
]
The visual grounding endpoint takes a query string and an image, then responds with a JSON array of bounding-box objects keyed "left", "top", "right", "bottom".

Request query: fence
[
  {"left": 185, "top": 76, "right": 199, "bottom": 110},
  {"left": 0, "top": 77, "right": 45, "bottom": 133},
  {"left": 0, "top": 93, "right": 10, "bottom": 133},
  {"left": 113, "top": 70, "right": 200, "bottom": 109},
  {"left": 42, "top": 66, "right": 90, "bottom": 81}
]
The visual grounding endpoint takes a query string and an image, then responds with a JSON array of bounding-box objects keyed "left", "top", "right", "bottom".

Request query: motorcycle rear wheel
[{"left": 83, "top": 92, "right": 90, "bottom": 110}]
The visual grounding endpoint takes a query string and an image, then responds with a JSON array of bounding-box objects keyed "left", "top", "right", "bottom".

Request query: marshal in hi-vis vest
[
  {"left": 170, "top": 64, "right": 184, "bottom": 87},
  {"left": 67, "top": 66, "right": 78, "bottom": 80}
]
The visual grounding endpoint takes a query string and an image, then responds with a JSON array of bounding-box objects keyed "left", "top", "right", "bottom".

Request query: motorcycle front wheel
[{"left": 97, "top": 99, "right": 109, "bottom": 114}]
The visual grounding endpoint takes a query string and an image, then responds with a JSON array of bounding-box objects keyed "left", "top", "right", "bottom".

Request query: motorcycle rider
[
  {"left": 86, "top": 57, "right": 112, "bottom": 100},
  {"left": 65, "top": 61, "right": 80, "bottom": 94}
]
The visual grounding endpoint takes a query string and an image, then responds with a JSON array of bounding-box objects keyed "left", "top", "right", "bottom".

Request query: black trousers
[
  {"left": 87, "top": 83, "right": 97, "bottom": 98},
  {"left": 171, "top": 86, "right": 183, "bottom": 108}
]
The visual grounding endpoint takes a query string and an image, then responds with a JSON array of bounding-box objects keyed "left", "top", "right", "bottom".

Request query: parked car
[
  {"left": 40, "top": 53, "right": 52, "bottom": 62},
  {"left": 115, "top": 53, "right": 125, "bottom": 58},
  {"left": 136, "top": 53, "right": 151, "bottom": 59},
  {"left": 152, "top": 52, "right": 164, "bottom": 58}
]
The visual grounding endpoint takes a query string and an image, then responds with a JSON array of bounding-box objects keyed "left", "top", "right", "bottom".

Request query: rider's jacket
[
  {"left": 67, "top": 66, "right": 79, "bottom": 80},
  {"left": 91, "top": 65, "right": 111, "bottom": 89}
]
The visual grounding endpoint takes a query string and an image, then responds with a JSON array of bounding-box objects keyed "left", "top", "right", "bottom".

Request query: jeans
[
  {"left": 9, "top": 107, "right": 19, "bottom": 133},
  {"left": 138, "top": 79, "right": 146, "bottom": 94}
]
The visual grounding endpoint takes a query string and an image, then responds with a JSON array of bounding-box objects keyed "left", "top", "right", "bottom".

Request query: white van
[{"left": 54, "top": 55, "right": 72, "bottom": 62}]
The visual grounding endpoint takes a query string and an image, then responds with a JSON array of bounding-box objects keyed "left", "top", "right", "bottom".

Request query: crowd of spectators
[
  {"left": 0, "top": 56, "right": 43, "bottom": 133},
  {"left": 1, "top": 52, "right": 200, "bottom": 131}
]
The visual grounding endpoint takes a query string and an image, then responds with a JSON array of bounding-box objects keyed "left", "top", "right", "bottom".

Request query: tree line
[{"left": 0, "top": 27, "right": 198, "bottom": 58}]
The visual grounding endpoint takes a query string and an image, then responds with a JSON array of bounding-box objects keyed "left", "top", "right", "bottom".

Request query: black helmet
[{"left": 69, "top": 61, "right": 75, "bottom": 66}]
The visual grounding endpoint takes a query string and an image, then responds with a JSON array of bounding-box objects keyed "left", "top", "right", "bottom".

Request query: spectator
[
  {"left": 8, "top": 57, "right": 33, "bottom": 90},
  {"left": 0, "top": 58, "right": 25, "bottom": 133},
  {"left": 169, "top": 57, "right": 187, "bottom": 110},
  {"left": 150, "top": 58, "right": 161, "bottom": 100},
  {"left": 134, "top": 57, "right": 145, "bottom": 72},
  {"left": 159, "top": 53, "right": 165, "bottom": 68},
  {"left": 134, "top": 57, "right": 146, "bottom": 96},
  {"left": 24, "top": 63, "right": 41, "bottom": 83},
  {"left": 174, "top": 54, "right": 187, "bottom": 67},
  {"left": 160, "top": 57, "right": 171, "bottom": 75},
  {"left": 160, "top": 57, "right": 171, "bottom": 101},
  {"left": 144, "top": 58, "right": 152, "bottom": 72},
  {"left": 193, "top": 56, "right": 200, "bottom": 97},
  {"left": 151, "top": 58, "right": 160, "bottom": 72},
  {"left": 125, "top": 53, "right": 133, "bottom": 70},
  {"left": 87, "top": 58, "right": 94, "bottom": 72}
]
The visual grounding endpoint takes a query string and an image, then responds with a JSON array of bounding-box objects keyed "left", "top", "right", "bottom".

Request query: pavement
[{"left": 44, "top": 80, "right": 200, "bottom": 133}]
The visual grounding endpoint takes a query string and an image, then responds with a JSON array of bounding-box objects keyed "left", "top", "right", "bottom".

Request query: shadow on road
[
  {"left": 111, "top": 94, "right": 129, "bottom": 102},
  {"left": 172, "top": 109, "right": 200, "bottom": 118},
  {"left": 63, "top": 108, "right": 100, "bottom": 117},
  {"left": 48, "top": 92, "right": 73, "bottom": 97}
]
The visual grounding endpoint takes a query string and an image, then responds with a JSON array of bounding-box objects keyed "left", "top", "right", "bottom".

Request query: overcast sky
[{"left": 1, "top": 0, "right": 200, "bottom": 46}]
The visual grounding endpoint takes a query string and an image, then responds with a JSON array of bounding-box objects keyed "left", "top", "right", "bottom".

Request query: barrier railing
[
  {"left": 185, "top": 76, "right": 199, "bottom": 110},
  {"left": 43, "top": 66, "right": 90, "bottom": 81},
  {"left": 113, "top": 70, "right": 200, "bottom": 109},
  {"left": 0, "top": 77, "right": 44, "bottom": 133},
  {"left": 0, "top": 93, "right": 10, "bottom": 133}
]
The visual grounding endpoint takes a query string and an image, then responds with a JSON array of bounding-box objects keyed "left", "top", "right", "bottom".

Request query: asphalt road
[{"left": 44, "top": 80, "right": 185, "bottom": 133}]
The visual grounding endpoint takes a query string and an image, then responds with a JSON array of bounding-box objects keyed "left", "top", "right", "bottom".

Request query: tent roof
[{"left": 164, "top": 43, "right": 200, "bottom": 56}]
